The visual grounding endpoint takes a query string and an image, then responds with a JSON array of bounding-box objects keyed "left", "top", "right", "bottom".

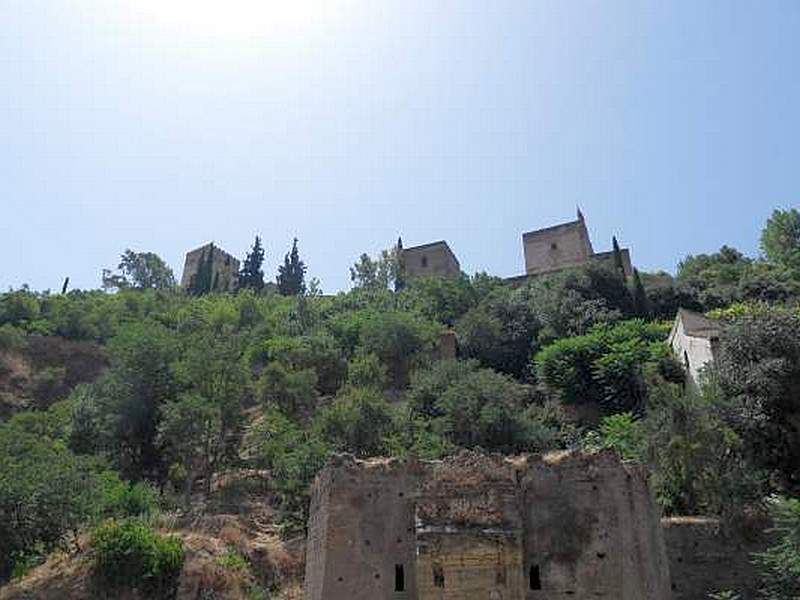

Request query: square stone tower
[{"left": 180, "top": 242, "right": 240, "bottom": 293}]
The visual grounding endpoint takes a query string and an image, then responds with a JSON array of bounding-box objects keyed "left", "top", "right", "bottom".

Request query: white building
[{"left": 667, "top": 308, "right": 722, "bottom": 387}]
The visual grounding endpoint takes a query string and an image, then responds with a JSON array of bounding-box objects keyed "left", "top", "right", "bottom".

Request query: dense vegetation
[{"left": 1, "top": 208, "right": 800, "bottom": 596}]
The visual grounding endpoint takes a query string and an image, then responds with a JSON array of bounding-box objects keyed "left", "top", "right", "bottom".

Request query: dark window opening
[
  {"left": 433, "top": 565, "right": 445, "bottom": 588},
  {"left": 551, "top": 242, "right": 558, "bottom": 250},
  {"left": 683, "top": 350, "right": 690, "bottom": 371},
  {"left": 421, "top": 255, "right": 428, "bottom": 268},
  {"left": 395, "top": 564, "right": 405, "bottom": 592},
  {"left": 495, "top": 566, "right": 507, "bottom": 585},
  {"left": 529, "top": 565, "right": 542, "bottom": 590}
]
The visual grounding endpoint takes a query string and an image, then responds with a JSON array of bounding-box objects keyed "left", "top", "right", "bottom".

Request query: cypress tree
[
  {"left": 394, "top": 236, "right": 406, "bottom": 292},
  {"left": 632, "top": 268, "right": 650, "bottom": 317},
  {"left": 612, "top": 236, "right": 626, "bottom": 280},
  {"left": 276, "top": 238, "right": 307, "bottom": 296},
  {"left": 239, "top": 235, "right": 266, "bottom": 292}
]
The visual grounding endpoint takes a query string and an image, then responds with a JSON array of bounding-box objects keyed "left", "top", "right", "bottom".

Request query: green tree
[
  {"left": 349, "top": 245, "right": 399, "bottom": 290},
  {"left": 761, "top": 208, "right": 800, "bottom": 271},
  {"left": 394, "top": 237, "right": 406, "bottom": 292},
  {"left": 716, "top": 308, "right": 800, "bottom": 491},
  {"left": 238, "top": 235, "right": 265, "bottom": 293},
  {"left": 102, "top": 250, "right": 176, "bottom": 291},
  {"left": 157, "top": 393, "right": 223, "bottom": 505},
  {"left": 89, "top": 322, "right": 179, "bottom": 480},
  {"left": 359, "top": 310, "right": 437, "bottom": 387},
  {"left": 314, "top": 387, "right": 397, "bottom": 457},
  {"left": 631, "top": 268, "right": 650, "bottom": 317},
  {"left": 753, "top": 496, "right": 800, "bottom": 599},
  {"left": 256, "top": 361, "right": 318, "bottom": 417},
  {"left": 277, "top": 238, "right": 307, "bottom": 296},
  {"left": 612, "top": 236, "right": 626, "bottom": 279}
]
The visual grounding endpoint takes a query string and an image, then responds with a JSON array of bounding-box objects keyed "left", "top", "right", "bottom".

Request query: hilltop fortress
[{"left": 400, "top": 209, "right": 633, "bottom": 282}]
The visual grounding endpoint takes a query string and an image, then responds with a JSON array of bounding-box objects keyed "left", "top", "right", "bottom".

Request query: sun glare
[{"left": 127, "top": 0, "right": 340, "bottom": 38}]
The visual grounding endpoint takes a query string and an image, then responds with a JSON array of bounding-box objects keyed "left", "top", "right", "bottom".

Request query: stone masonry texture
[{"left": 304, "top": 449, "right": 672, "bottom": 600}]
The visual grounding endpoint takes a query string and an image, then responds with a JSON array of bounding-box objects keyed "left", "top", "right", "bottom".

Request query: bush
[
  {"left": 314, "top": 387, "right": 397, "bottom": 457},
  {"left": 345, "top": 351, "right": 388, "bottom": 390},
  {"left": 753, "top": 496, "right": 800, "bottom": 600},
  {"left": 534, "top": 319, "right": 678, "bottom": 413},
  {"left": 99, "top": 475, "right": 160, "bottom": 519},
  {"left": 91, "top": 519, "right": 184, "bottom": 595},
  {"left": 0, "top": 324, "right": 25, "bottom": 352}
]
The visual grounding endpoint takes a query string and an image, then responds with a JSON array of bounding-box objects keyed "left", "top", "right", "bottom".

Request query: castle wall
[
  {"left": 305, "top": 456, "right": 421, "bottom": 600},
  {"left": 402, "top": 243, "right": 460, "bottom": 279},
  {"left": 663, "top": 517, "right": 772, "bottom": 600},
  {"left": 181, "top": 244, "right": 240, "bottom": 292},
  {"left": 523, "top": 221, "right": 594, "bottom": 276},
  {"left": 304, "top": 451, "right": 671, "bottom": 600},
  {"left": 521, "top": 452, "right": 671, "bottom": 599},
  {"left": 591, "top": 248, "right": 633, "bottom": 277}
]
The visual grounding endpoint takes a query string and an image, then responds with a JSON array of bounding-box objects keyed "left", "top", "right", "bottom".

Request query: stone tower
[{"left": 304, "top": 450, "right": 672, "bottom": 600}]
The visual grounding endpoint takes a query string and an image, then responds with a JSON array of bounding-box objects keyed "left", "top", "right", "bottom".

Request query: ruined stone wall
[
  {"left": 304, "top": 451, "right": 671, "bottom": 600},
  {"left": 522, "top": 452, "right": 672, "bottom": 599},
  {"left": 663, "top": 517, "right": 773, "bottom": 600},
  {"left": 591, "top": 248, "right": 633, "bottom": 277}
]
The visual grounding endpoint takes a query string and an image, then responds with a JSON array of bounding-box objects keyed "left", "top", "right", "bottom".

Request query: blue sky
[{"left": 1, "top": 1, "right": 798, "bottom": 292}]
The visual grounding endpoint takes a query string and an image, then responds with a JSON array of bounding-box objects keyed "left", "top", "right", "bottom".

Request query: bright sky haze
[{"left": 2, "top": 1, "right": 798, "bottom": 292}]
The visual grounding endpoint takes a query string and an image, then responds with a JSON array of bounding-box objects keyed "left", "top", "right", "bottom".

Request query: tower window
[
  {"left": 551, "top": 242, "right": 558, "bottom": 250},
  {"left": 421, "top": 256, "right": 428, "bottom": 268},
  {"left": 529, "top": 565, "right": 542, "bottom": 590},
  {"left": 395, "top": 564, "right": 405, "bottom": 592},
  {"left": 433, "top": 565, "right": 444, "bottom": 588}
]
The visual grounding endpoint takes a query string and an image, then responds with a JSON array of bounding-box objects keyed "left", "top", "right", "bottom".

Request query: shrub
[
  {"left": 753, "top": 496, "right": 800, "bottom": 600},
  {"left": 314, "top": 387, "right": 397, "bottom": 457},
  {"left": 0, "top": 324, "right": 25, "bottom": 352},
  {"left": 99, "top": 475, "right": 160, "bottom": 519},
  {"left": 345, "top": 351, "right": 388, "bottom": 390},
  {"left": 91, "top": 519, "right": 184, "bottom": 595}
]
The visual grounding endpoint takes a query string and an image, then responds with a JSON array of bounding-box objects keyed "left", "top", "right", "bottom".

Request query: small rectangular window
[
  {"left": 395, "top": 564, "right": 405, "bottom": 592},
  {"left": 433, "top": 564, "right": 444, "bottom": 588}
]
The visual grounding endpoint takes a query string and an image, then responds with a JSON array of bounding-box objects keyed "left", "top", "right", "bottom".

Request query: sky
[{"left": 1, "top": 0, "right": 798, "bottom": 293}]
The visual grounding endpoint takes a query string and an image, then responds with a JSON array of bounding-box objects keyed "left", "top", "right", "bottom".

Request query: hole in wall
[
  {"left": 433, "top": 565, "right": 445, "bottom": 588},
  {"left": 395, "top": 564, "right": 405, "bottom": 591},
  {"left": 529, "top": 565, "right": 542, "bottom": 590}
]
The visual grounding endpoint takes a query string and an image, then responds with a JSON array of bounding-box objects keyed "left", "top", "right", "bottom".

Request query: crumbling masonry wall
[{"left": 304, "top": 450, "right": 672, "bottom": 600}]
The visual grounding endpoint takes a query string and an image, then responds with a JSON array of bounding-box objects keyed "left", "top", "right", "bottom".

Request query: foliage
[
  {"left": 753, "top": 496, "right": 800, "bottom": 600},
  {"left": 256, "top": 362, "right": 318, "bottom": 416},
  {"left": 313, "top": 387, "right": 397, "bottom": 457},
  {"left": 640, "top": 380, "right": 767, "bottom": 518},
  {"left": 91, "top": 518, "right": 184, "bottom": 595},
  {"left": 761, "top": 208, "right": 800, "bottom": 271},
  {"left": 715, "top": 308, "right": 800, "bottom": 491},
  {"left": 359, "top": 310, "right": 438, "bottom": 387},
  {"left": 276, "top": 238, "right": 307, "bottom": 296},
  {"left": 238, "top": 235, "right": 266, "bottom": 293},
  {"left": 0, "top": 323, "right": 25, "bottom": 352},
  {"left": 534, "top": 319, "right": 678, "bottom": 413},
  {"left": 248, "top": 409, "right": 329, "bottom": 521},
  {"left": 102, "top": 249, "right": 176, "bottom": 291},
  {"left": 0, "top": 415, "right": 112, "bottom": 578},
  {"left": 345, "top": 351, "right": 388, "bottom": 390},
  {"left": 349, "top": 244, "right": 400, "bottom": 290},
  {"left": 587, "top": 412, "right": 643, "bottom": 461}
]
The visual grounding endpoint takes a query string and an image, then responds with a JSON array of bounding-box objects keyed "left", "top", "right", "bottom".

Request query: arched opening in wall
[
  {"left": 529, "top": 565, "right": 542, "bottom": 590},
  {"left": 395, "top": 564, "right": 405, "bottom": 592}
]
